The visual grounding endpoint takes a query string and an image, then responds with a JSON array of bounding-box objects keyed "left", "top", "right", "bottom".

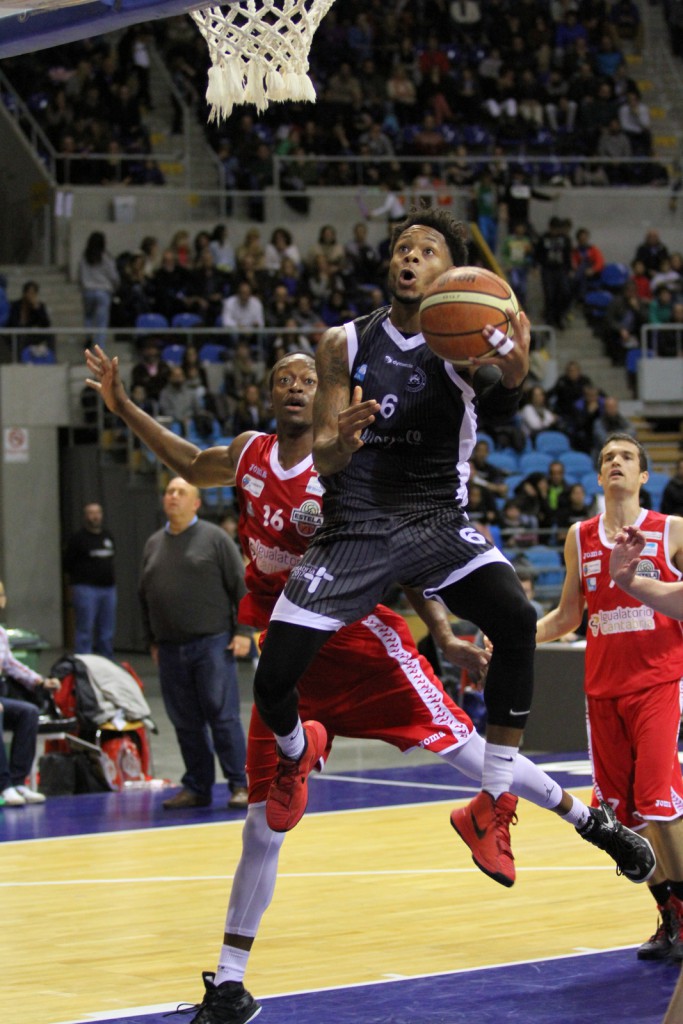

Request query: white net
[{"left": 191, "top": 0, "right": 337, "bottom": 122}]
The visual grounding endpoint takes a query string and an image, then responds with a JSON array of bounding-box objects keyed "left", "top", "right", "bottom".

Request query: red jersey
[
  {"left": 577, "top": 510, "right": 683, "bottom": 699},
  {"left": 235, "top": 432, "right": 325, "bottom": 628}
]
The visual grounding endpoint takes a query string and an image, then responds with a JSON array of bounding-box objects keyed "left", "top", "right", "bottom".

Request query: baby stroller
[{"left": 44, "top": 654, "right": 157, "bottom": 791}]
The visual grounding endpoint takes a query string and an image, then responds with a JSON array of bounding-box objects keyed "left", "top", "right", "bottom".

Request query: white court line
[
  {"left": 319, "top": 771, "right": 479, "bottom": 792},
  {"left": 50, "top": 943, "right": 641, "bottom": 1024},
  {"left": 0, "top": 863, "right": 623, "bottom": 888}
]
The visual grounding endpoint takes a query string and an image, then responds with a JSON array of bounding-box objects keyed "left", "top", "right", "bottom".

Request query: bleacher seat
[
  {"left": 198, "top": 343, "right": 229, "bottom": 363},
  {"left": 476, "top": 431, "right": 495, "bottom": 451},
  {"left": 171, "top": 312, "right": 204, "bottom": 330},
  {"left": 523, "top": 544, "right": 565, "bottom": 601},
  {"left": 504, "top": 473, "right": 524, "bottom": 496},
  {"left": 645, "top": 471, "right": 671, "bottom": 511},
  {"left": 580, "top": 471, "right": 600, "bottom": 499},
  {"left": 161, "top": 344, "right": 185, "bottom": 365},
  {"left": 535, "top": 430, "right": 571, "bottom": 456},
  {"left": 20, "top": 347, "right": 56, "bottom": 365},
  {"left": 600, "top": 263, "right": 630, "bottom": 291},
  {"left": 583, "top": 289, "right": 612, "bottom": 328},
  {"left": 135, "top": 312, "right": 169, "bottom": 331},
  {"left": 518, "top": 451, "right": 553, "bottom": 475},
  {"left": 487, "top": 450, "right": 519, "bottom": 474},
  {"left": 560, "top": 450, "right": 595, "bottom": 479}
]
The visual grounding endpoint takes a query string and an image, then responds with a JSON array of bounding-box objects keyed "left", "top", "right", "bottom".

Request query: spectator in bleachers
[
  {"left": 78, "top": 230, "right": 120, "bottom": 347},
  {"left": 618, "top": 89, "right": 653, "bottom": 157},
  {"left": 148, "top": 249, "right": 189, "bottom": 322},
  {"left": 7, "top": 281, "right": 55, "bottom": 357},
  {"left": 500, "top": 497, "right": 539, "bottom": 549},
  {"left": 555, "top": 482, "right": 594, "bottom": 544},
  {"left": 264, "top": 227, "right": 302, "bottom": 276},
  {"left": 514, "top": 470, "right": 554, "bottom": 535},
  {"left": 536, "top": 215, "right": 573, "bottom": 329},
  {"left": 306, "top": 224, "right": 345, "bottom": 275},
  {"left": 591, "top": 395, "right": 635, "bottom": 457},
  {"left": 131, "top": 340, "right": 171, "bottom": 403},
  {"left": 466, "top": 480, "right": 501, "bottom": 533},
  {"left": 634, "top": 229, "right": 670, "bottom": 278},
  {"left": 232, "top": 382, "right": 272, "bottom": 435},
  {"left": 169, "top": 229, "right": 192, "bottom": 269},
  {"left": 650, "top": 256, "right": 682, "bottom": 296},
  {"left": 630, "top": 258, "right": 652, "bottom": 303},
  {"left": 602, "top": 278, "right": 646, "bottom": 366},
  {"left": 265, "top": 284, "right": 294, "bottom": 334},
  {"left": 610, "top": 0, "right": 643, "bottom": 54},
  {"left": 386, "top": 63, "right": 418, "bottom": 124},
  {"left": 546, "top": 460, "right": 572, "bottom": 520},
  {"left": 223, "top": 340, "right": 266, "bottom": 406},
  {"left": 547, "top": 359, "right": 592, "bottom": 423},
  {"left": 571, "top": 226, "right": 606, "bottom": 305},
  {"left": 501, "top": 221, "right": 534, "bottom": 309},
  {"left": 209, "top": 224, "right": 236, "bottom": 277},
  {"left": 520, "top": 384, "right": 559, "bottom": 442},
  {"left": 343, "top": 222, "right": 380, "bottom": 294},
  {"left": 596, "top": 116, "right": 632, "bottom": 184},
  {"left": 184, "top": 249, "right": 228, "bottom": 326},
  {"left": 236, "top": 228, "right": 267, "bottom": 279},
  {"left": 111, "top": 250, "right": 151, "bottom": 328},
  {"left": 594, "top": 32, "right": 626, "bottom": 78},
  {"left": 305, "top": 254, "right": 345, "bottom": 313},
  {"left": 469, "top": 439, "right": 509, "bottom": 501},
  {"left": 649, "top": 283, "right": 676, "bottom": 327},
  {"left": 158, "top": 365, "right": 204, "bottom": 436},
  {"left": 319, "top": 288, "right": 358, "bottom": 328},
  {"left": 220, "top": 282, "right": 265, "bottom": 350},
  {"left": 661, "top": 457, "right": 683, "bottom": 517},
  {"left": 569, "top": 383, "right": 606, "bottom": 453}
]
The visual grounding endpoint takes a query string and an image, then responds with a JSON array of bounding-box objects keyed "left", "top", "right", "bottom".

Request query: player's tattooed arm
[{"left": 313, "top": 327, "right": 380, "bottom": 476}]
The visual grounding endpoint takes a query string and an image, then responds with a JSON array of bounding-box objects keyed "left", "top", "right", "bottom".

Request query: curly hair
[{"left": 390, "top": 206, "right": 469, "bottom": 267}]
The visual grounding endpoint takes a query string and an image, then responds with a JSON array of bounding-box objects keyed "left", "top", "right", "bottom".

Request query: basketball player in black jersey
[{"left": 254, "top": 207, "right": 536, "bottom": 886}]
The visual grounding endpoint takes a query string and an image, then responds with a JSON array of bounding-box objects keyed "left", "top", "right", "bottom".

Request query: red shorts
[
  {"left": 247, "top": 606, "right": 474, "bottom": 804},
  {"left": 587, "top": 680, "right": 683, "bottom": 829}
]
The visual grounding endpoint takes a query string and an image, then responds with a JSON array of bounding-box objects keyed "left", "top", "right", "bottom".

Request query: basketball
[{"left": 419, "top": 266, "right": 519, "bottom": 365}]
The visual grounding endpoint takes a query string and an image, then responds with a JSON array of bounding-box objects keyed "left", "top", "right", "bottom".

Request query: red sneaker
[
  {"left": 450, "top": 790, "right": 518, "bottom": 887},
  {"left": 265, "top": 721, "right": 327, "bottom": 833}
]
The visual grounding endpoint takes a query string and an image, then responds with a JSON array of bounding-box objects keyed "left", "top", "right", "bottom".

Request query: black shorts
[{"left": 272, "top": 507, "right": 511, "bottom": 629}]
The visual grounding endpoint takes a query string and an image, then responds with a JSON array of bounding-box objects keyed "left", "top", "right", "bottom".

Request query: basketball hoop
[{"left": 191, "top": 0, "right": 337, "bottom": 122}]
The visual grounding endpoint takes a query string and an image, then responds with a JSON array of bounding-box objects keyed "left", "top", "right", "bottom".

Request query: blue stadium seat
[
  {"left": 600, "top": 263, "right": 630, "bottom": 291},
  {"left": 580, "top": 471, "right": 600, "bottom": 498},
  {"left": 518, "top": 451, "right": 553, "bottom": 475},
  {"left": 198, "top": 343, "right": 229, "bottom": 363},
  {"left": 560, "top": 450, "right": 595, "bottom": 478},
  {"left": 583, "top": 290, "right": 613, "bottom": 326},
  {"left": 171, "top": 312, "right": 204, "bottom": 329},
  {"left": 645, "top": 471, "right": 671, "bottom": 511},
  {"left": 20, "top": 346, "right": 56, "bottom": 365},
  {"left": 135, "top": 312, "right": 169, "bottom": 331},
  {"left": 534, "top": 430, "right": 571, "bottom": 456},
  {"left": 523, "top": 544, "right": 565, "bottom": 601},
  {"left": 161, "top": 344, "right": 185, "bottom": 365},
  {"left": 487, "top": 450, "right": 519, "bottom": 474}
]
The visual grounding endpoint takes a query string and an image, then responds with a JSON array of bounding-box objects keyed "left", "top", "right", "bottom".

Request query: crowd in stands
[{"left": 0, "top": 0, "right": 675, "bottom": 194}]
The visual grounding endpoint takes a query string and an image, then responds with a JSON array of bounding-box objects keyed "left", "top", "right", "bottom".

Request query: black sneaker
[
  {"left": 638, "top": 906, "right": 673, "bottom": 960},
  {"left": 668, "top": 895, "right": 683, "bottom": 962},
  {"left": 188, "top": 972, "right": 261, "bottom": 1024},
  {"left": 576, "top": 801, "right": 656, "bottom": 884}
]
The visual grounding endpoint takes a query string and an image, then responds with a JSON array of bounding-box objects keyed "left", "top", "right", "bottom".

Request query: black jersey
[{"left": 319, "top": 308, "right": 478, "bottom": 523}]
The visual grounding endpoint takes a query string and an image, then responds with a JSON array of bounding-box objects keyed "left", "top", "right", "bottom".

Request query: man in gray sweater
[{"left": 140, "top": 477, "right": 249, "bottom": 810}]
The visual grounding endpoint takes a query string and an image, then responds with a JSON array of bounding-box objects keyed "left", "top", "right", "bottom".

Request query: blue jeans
[
  {"left": 0, "top": 693, "right": 39, "bottom": 791},
  {"left": 82, "top": 289, "right": 112, "bottom": 346},
  {"left": 158, "top": 632, "right": 247, "bottom": 800},
  {"left": 71, "top": 584, "right": 117, "bottom": 659}
]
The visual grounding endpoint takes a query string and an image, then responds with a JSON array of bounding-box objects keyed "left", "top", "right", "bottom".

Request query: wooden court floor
[{"left": 1, "top": 758, "right": 678, "bottom": 1024}]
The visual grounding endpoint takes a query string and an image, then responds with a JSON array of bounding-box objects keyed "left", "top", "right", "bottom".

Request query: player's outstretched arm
[
  {"left": 84, "top": 344, "right": 243, "bottom": 487},
  {"left": 312, "top": 327, "right": 379, "bottom": 476},
  {"left": 610, "top": 523, "right": 683, "bottom": 619},
  {"left": 536, "top": 524, "right": 586, "bottom": 643}
]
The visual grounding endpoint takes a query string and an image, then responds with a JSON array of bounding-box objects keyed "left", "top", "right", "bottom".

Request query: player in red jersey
[
  {"left": 611, "top": 526, "right": 683, "bottom": 1024},
  {"left": 538, "top": 433, "right": 683, "bottom": 963},
  {"left": 85, "top": 353, "right": 654, "bottom": 1024}
]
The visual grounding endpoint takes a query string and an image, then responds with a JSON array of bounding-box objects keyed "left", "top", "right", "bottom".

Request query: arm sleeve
[{"left": 472, "top": 365, "right": 525, "bottom": 423}]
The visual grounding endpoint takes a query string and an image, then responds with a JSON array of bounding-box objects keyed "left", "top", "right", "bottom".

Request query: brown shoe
[
  {"left": 162, "top": 788, "right": 211, "bottom": 810},
  {"left": 227, "top": 786, "right": 248, "bottom": 810}
]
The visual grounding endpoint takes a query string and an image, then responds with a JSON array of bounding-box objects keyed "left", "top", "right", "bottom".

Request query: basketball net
[{"left": 191, "top": 0, "right": 337, "bottom": 122}]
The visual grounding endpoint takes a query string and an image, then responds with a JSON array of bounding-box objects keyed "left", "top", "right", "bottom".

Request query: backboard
[{"left": 0, "top": 0, "right": 206, "bottom": 58}]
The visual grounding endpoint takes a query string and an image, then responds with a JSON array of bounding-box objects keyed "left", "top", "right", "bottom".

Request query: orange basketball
[{"left": 419, "top": 266, "right": 519, "bottom": 365}]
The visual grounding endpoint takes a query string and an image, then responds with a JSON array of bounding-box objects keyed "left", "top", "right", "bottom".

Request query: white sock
[
  {"left": 482, "top": 742, "right": 518, "bottom": 799},
  {"left": 215, "top": 945, "right": 249, "bottom": 985},
  {"left": 561, "top": 794, "right": 591, "bottom": 830},
  {"left": 274, "top": 719, "right": 305, "bottom": 760}
]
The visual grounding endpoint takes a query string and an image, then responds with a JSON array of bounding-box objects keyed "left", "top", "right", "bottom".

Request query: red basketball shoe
[
  {"left": 450, "top": 790, "right": 518, "bottom": 887},
  {"left": 265, "top": 720, "right": 327, "bottom": 833}
]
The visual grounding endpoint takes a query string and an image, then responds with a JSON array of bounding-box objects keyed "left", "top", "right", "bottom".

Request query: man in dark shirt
[
  {"left": 63, "top": 502, "right": 117, "bottom": 659},
  {"left": 139, "top": 477, "right": 249, "bottom": 811}
]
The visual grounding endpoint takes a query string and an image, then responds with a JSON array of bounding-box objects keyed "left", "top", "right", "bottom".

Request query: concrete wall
[
  {"left": 0, "top": 106, "right": 53, "bottom": 264},
  {"left": 0, "top": 365, "right": 69, "bottom": 645}
]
